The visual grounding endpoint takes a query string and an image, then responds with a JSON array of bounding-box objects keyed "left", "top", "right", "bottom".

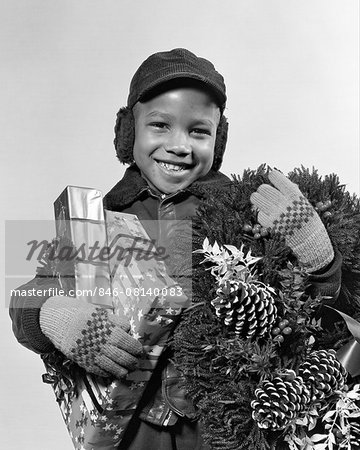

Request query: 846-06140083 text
[{"left": 112, "top": 286, "right": 184, "bottom": 297}]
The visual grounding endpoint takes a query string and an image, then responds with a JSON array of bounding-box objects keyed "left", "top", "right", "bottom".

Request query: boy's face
[{"left": 132, "top": 86, "right": 220, "bottom": 194}]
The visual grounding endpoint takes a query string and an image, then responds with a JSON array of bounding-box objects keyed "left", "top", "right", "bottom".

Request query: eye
[
  {"left": 191, "top": 128, "right": 211, "bottom": 136},
  {"left": 149, "top": 122, "right": 168, "bottom": 130}
]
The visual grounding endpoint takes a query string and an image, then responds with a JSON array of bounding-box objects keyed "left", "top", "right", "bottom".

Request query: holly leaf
[
  {"left": 328, "top": 432, "right": 336, "bottom": 444},
  {"left": 313, "top": 444, "right": 328, "bottom": 450},
  {"left": 323, "top": 410, "right": 336, "bottom": 421},
  {"left": 310, "top": 434, "right": 327, "bottom": 443}
]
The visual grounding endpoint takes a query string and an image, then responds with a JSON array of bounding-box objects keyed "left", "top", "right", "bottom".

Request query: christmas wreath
[{"left": 170, "top": 165, "right": 360, "bottom": 450}]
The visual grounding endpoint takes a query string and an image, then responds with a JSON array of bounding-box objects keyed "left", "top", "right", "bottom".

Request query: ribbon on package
[{"left": 326, "top": 306, "right": 360, "bottom": 377}]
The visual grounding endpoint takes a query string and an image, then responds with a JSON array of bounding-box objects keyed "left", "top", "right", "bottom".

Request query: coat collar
[{"left": 104, "top": 164, "right": 230, "bottom": 210}]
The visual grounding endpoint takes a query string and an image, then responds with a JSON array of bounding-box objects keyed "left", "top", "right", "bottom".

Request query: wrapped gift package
[
  {"left": 42, "top": 186, "right": 189, "bottom": 450},
  {"left": 53, "top": 185, "right": 113, "bottom": 307}
]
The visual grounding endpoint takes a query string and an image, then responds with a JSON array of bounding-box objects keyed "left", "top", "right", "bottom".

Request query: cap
[{"left": 127, "top": 48, "right": 226, "bottom": 110}]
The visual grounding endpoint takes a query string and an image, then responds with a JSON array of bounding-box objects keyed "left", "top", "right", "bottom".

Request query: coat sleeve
[
  {"left": 9, "top": 276, "right": 60, "bottom": 354},
  {"left": 307, "top": 249, "right": 345, "bottom": 327},
  {"left": 308, "top": 249, "right": 342, "bottom": 301}
]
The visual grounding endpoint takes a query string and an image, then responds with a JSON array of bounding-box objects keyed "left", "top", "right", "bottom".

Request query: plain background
[{"left": 1, "top": 1, "right": 359, "bottom": 449}]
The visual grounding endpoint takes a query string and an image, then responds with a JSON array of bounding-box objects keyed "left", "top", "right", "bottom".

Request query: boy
[{"left": 10, "top": 48, "right": 342, "bottom": 449}]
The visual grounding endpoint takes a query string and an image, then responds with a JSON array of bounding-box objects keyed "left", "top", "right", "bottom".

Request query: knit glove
[
  {"left": 250, "top": 169, "right": 334, "bottom": 272},
  {"left": 40, "top": 296, "right": 143, "bottom": 378}
]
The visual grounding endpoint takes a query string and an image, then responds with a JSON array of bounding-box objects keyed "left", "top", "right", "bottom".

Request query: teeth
[{"left": 158, "top": 162, "right": 186, "bottom": 172}]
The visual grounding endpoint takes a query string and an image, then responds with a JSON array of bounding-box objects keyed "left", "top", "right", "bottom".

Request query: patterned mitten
[
  {"left": 250, "top": 169, "right": 334, "bottom": 272},
  {"left": 40, "top": 296, "right": 143, "bottom": 378}
]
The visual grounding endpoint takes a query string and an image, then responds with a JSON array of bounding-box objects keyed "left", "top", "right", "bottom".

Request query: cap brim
[{"left": 135, "top": 72, "right": 226, "bottom": 108}]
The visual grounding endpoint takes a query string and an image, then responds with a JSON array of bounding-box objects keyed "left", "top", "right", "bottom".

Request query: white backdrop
[{"left": 1, "top": 1, "right": 359, "bottom": 449}]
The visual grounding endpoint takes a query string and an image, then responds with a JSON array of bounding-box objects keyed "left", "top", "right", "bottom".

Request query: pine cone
[
  {"left": 211, "top": 280, "right": 277, "bottom": 339},
  {"left": 298, "top": 349, "right": 347, "bottom": 404},
  {"left": 251, "top": 370, "right": 311, "bottom": 430}
]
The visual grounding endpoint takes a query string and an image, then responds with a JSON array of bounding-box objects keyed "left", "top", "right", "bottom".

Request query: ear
[
  {"left": 212, "top": 115, "right": 229, "bottom": 171},
  {"left": 114, "top": 106, "right": 135, "bottom": 165}
]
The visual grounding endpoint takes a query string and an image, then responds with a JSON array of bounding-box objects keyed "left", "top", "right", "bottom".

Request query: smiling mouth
[{"left": 157, "top": 161, "right": 191, "bottom": 172}]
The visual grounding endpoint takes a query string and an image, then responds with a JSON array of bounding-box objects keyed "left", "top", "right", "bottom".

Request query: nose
[{"left": 164, "top": 130, "right": 191, "bottom": 156}]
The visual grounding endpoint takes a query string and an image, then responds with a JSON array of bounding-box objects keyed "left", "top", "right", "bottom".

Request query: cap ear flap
[
  {"left": 114, "top": 107, "right": 135, "bottom": 165},
  {"left": 212, "top": 114, "right": 228, "bottom": 171}
]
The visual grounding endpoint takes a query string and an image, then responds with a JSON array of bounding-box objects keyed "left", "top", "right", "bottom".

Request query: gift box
[
  {"left": 52, "top": 185, "right": 113, "bottom": 307},
  {"left": 42, "top": 186, "right": 188, "bottom": 450}
]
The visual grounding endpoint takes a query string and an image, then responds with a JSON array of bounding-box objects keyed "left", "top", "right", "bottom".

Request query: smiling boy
[{"left": 10, "top": 48, "right": 342, "bottom": 450}]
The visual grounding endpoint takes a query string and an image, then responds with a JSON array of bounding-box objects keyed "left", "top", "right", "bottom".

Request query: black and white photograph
[{"left": 1, "top": 1, "right": 359, "bottom": 449}]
